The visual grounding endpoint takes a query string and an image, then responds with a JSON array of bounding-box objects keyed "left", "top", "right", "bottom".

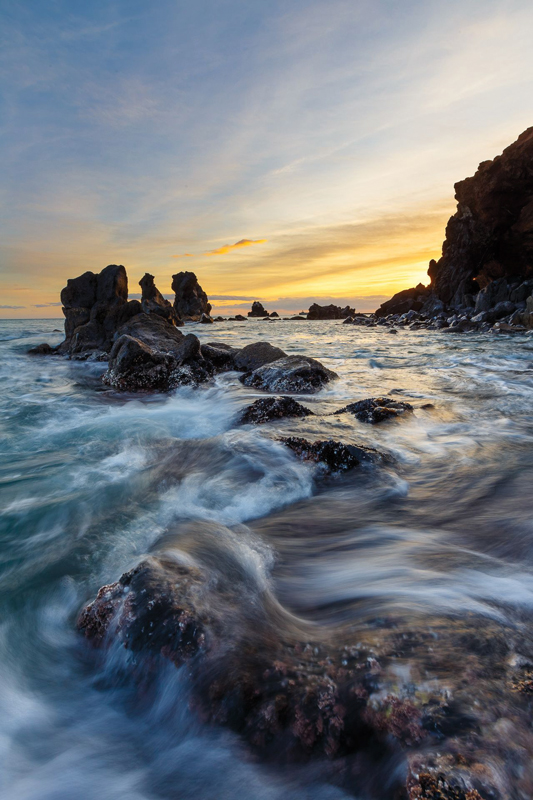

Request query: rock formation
[
  {"left": 248, "top": 301, "right": 269, "bottom": 317},
  {"left": 171, "top": 271, "right": 211, "bottom": 321},
  {"left": 139, "top": 273, "right": 182, "bottom": 326},
  {"left": 239, "top": 396, "right": 314, "bottom": 425},
  {"left": 376, "top": 127, "right": 533, "bottom": 327},
  {"left": 59, "top": 264, "right": 141, "bottom": 357},
  {"left": 307, "top": 303, "right": 355, "bottom": 320},
  {"left": 240, "top": 355, "right": 338, "bottom": 393},
  {"left": 335, "top": 397, "right": 413, "bottom": 424}
]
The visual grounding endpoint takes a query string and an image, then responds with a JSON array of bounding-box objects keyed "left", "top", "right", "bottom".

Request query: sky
[{"left": 1, "top": 0, "right": 533, "bottom": 318}]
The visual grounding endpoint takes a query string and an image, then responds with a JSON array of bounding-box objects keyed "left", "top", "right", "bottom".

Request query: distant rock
[
  {"left": 307, "top": 303, "right": 355, "bottom": 320},
  {"left": 199, "top": 313, "right": 213, "bottom": 324},
  {"left": 269, "top": 311, "right": 279, "bottom": 318},
  {"left": 139, "top": 273, "right": 182, "bottom": 327},
  {"left": 239, "top": 396, "right": 314, "bottom": 425},
  {"left": 58, "top": 264, "right": 141, "bottom": 357},
  {"left": 233, "top": 341, "right": 287, "bottom": 372},
  {"left": 233, "top": 314, "right": 247, "bottom": 321},
  {"left": 240, "top": 355, "right": 338, "bottom": 393},
  {"left": 375, "top": 284, "right": 431, "bottom": 318},
  {"left": 248, "top": 301, "right": 269, "bottom": 317},
  {"left": 172, "top": 271, "right": 211, "bottom": 321},
  {"left": 335, "top": 397, "right": 413, "bottom": 424},
  {"left": 280, "top": 437, "right": 370, "bottom": 472},
  {"left": 28, "top": 343, "right": 56, "bottom": 356}
]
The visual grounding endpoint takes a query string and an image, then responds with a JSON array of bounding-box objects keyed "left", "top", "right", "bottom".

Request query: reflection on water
[{"left": 1, "top": 318, "right": 533, "bottom": 798}]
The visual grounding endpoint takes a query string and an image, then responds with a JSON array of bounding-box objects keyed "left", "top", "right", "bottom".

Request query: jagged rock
[
  {"left": 115, "top": 312, "right": 184, "bottom": 353},
  {"left": 139, "top": 273, "right": 182, "bottom": 326},
  {"left": 28, "top": 343, "right": 56, "bottom": 355},
  {"left": 77, "top": 544, "right": 394, "bottom": 766},
  {"left": 240, "top": 355, "right": 338, "bottom": 393},
  {"left": 248, "top": 301, "right": 269, "bottom": 317},
  {"left": 200, "top": 342, "right": 237, "bottom": 370},
  {"left": 172, "top": 271, "right": 211, "bottom": 321},
  {"left": 375, "top": 284, "right": 431, "bottom": 318},
  {"left": 102, "top": 335, "right": 175, "bottom": 391},
  {"left": 280, "top": 437, "right": 374, "bottom": 472},
  {"left": 199, "top": 313, "right": 213, "bottom": 324},
  {"left": 59, "top": 265, "right": 141, "bottom": 356},
  {"left": 239, "top": 396, "right": 314, "bottom": 425},
  {"left": 335, "top": 397, "right": 413, "bottom": 424},
  {"left": 233, "top": 341, "right": 287, "bottom": 372},
  {"left": 307, "top": 303, "right": 355, "bottom": 320}
]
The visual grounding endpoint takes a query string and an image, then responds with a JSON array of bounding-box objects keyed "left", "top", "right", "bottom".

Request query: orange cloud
[
  {"left": 171, "top": 253, "right": 194, "bottom": 258},
  {"left": 205, "top": 238, "right": 267, "bottom": 256}
]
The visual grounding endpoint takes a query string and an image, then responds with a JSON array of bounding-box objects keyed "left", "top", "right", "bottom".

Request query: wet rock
[
  {"left": 269, "top": 311, "right": 279, "bottom": 318},
  {"left": 335, "top": 397, "right": 413, "bottom": 424},
  {"left": 233, "top": 341, "right": 287, "bottom": 372},
  {"left": 240, "top": 355, "right": 338, "bottom": 393},
  {"left": 375, "top": 284, "right": 431, "bottom": 318},
  {"left": 239, "top": 396, "right": 314, "bottom": 425},
  {"left": 172, "top": 271, "right": 211, "bottom": 321},
  {"left": 102, "top": 335, "right": 175, "bottom": 391},
  {"left": 115, "top": 312, "right": 184, "bottom": 353},
  {"left": 234, "top": 314, "right": 247, "bottom": 321},
  {"left": 248, "top": 301, "right": 269, "bottom": 317},
  {"left": 139, "top": 273, "right": 182, "bottom": 326},
  {"left": 280, "top": 436, "right": 377, "bottom": 472},
  {"left": 200, "top": 342, "right": 236, "bottom": 370},
  {"left": 59, "top": 264, "right": 141, "bottom": 357},
  {"left": 307, "top": 303, "right": 355, "bottom": 320},
  {"left": 199, "top": 313, "right": 213, "bottom": 324},
  {"left": 343, "top": 316, "right": 355, "bottom": 324},
  {"left": 28, "top": 343, "right": 56, "bottom": 355}
]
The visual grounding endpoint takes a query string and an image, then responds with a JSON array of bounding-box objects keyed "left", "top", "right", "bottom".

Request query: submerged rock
[
  {"left": 241, "top": 355, "right": 338, "bottom": 393},
  {"left": 280, "top": 436, "right": 372, "bottom": 472},
  {"left": 172, "top": 271, "right": 211, "bottom": 321},
  {"left": 336, "top": 397, "right": 413, "bottom": 424},
  {"left": 28, "top": 343, "right": 56, "bottom": 355},
  {"left": 239, "top": 396, "right": 314, "bottom": 425}
]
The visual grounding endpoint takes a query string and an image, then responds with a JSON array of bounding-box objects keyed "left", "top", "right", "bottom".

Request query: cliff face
[
  {"left": 429, "top": 126, "right": 533, "bottom": 306},
  {"left": 376, "top": 127, "right": 533, "bottom": 316}
]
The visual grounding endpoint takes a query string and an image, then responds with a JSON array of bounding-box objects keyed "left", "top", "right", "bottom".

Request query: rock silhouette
[{"left": 172, "top": 271, "right": 211, "bottom": 321}]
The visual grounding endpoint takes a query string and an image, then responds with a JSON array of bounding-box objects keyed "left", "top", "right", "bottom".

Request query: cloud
[
  {"left": 171, "top": 253, "right": 195, "bottom": 258},
  {"left": 33, "top": 302, "right": 62, "bottom": 307},
  {"left": 206, "top": 239, "right": 267, "bottom": 256},
  {"left": 209, "top": 294, "right": 258, "bottom": 301},
  {"left": 0, "top": 305, "right": 25, "bottom": 309}
]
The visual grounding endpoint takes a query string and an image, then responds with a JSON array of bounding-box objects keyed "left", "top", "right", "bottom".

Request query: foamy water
[{"left": 2, "top": 318, "right": 533, "bottom": 798}]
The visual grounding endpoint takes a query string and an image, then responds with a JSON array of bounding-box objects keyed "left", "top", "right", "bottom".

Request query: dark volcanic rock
[
  {"left": 375, "top": 284, "right": 431, "bottom": 318},
  {"left": 199, "top": 313, "right": 213, "bottom": 324},
  {"left": 102, "top": 335, "right": 175, "bottom": 391},
  {"left": 240, "top": 355, "right": 338, "bottom": 393},
  {"left": 28, "top": 343, "right": 56, "bottom": 355},
  {"left": 307, "top": 303, "right": 355, "bottom": 320},
  {"left": 280, "top": 437, "right": 372, "bottom": 472},
  {"left": 139, "top": 273, "right": 182, "bottom": 326},
  {"left": 172, "top": 271, "right": 211, "bottom": 321},
  {"left": 115, "top": 312, "right": 184, "bottom": 353},
  {"left": 336, "top": 397, "right": 413, "bottom": 424},
  {"left": 269, "top": 311, "right": 279, "bottom": 318},
  {"left": 248, "top": 301, "right": 269, "bottom": 317},
  {"left": 239, "top": 396, "right": 314, "bottom": 425},
  {"left": 59, "top": 264, "right": 140, "bottom": 357},
  {"left": 233, "top": 341, "right": 287, "bottom": 371}
]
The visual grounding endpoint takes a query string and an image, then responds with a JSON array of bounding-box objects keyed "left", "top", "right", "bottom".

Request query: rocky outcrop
[
  {"left": 58, "top": 264, "right": 141, "bottom": 357},
  {"left": 307, "top": 303, "right": 355, "bottom": 320},
  {"left": 336, "top": 397, "right": 414, "bottom": 424},
  {"left": 248, "top": 301, "right": 269, "bottom": 317},
  {"left": 232, "top": 341, "right": 287, "bottom": 372},
  {"left": 239, "top": 396, "right": 314, "bottom": 425},
  {"left": 240, "top": 355, "right": 338, "bottom": 393},
  {"left": 376, "top": 128, "right": 533, "bottom": 326},
  {"left": 139, "top": 273, "right": 182, "bottom": 326},
  {"left": 172, "top": 271, "right": 211, "bottom": 321}
]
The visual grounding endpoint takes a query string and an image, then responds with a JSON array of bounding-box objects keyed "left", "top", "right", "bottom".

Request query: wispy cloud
[
  {"left": 171, "top": 253, "right": 195, "bottom": 258},
  {"left": 206, "top": 239, "right": 267, "bottom": 256},
  {"left": 0, "top": 305, "right": 25, "bottom": 309},
  {"left": 33, "top": 302, "right": 62, "bottom": 307}
]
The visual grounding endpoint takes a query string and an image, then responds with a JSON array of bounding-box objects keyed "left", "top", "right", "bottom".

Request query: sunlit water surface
[{"left": 1, "top": 318, "right": 533, "bottom": 799}]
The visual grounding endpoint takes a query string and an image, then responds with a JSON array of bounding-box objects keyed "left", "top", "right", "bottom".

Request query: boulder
[
  {"left": 248, "top": 301, "right": 269, "bottom": 317},
  {"left": 280, "top": 437, "right": 373, "bottom": 472},
  {"left": 234, "top": 314, "right": 247, "bottom": 321},
  {"left": 115, "top": 312, "right": 184, "bottom": 354},
  {"left": 239, "top": 396, "right": 314, "bottom": 425},
  {"left": 28, "top": 343, "right": 56, "bottom": 355},
  {"left": 240, "top": 355, "right": 338, "bottom": 393},
  {"left": 172, "top": 271, "right": 211, "bottom": 321},
  {"left": 233, "top": 341, "right": 287, "bottom": 372},
  {"left": 139, "top": 273, "right": 182, "bottom": 326},
  {"left": 199, "top": 313, "right": 213, "bottom": 324},
  {"left": 375, "top": 284, "right": 430, "bottom": 318},
  {"left": 307, "top": 303, "right": 355, "bottom": 320},
  {"left": 335, "top": 397, "right": 413, "bottom": 424},
  {"left": 200, "top": 342, "right": 236, "bottom": 370},
  {"left": 269, "top": 311, "right": 279, "bottom": 318}
]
